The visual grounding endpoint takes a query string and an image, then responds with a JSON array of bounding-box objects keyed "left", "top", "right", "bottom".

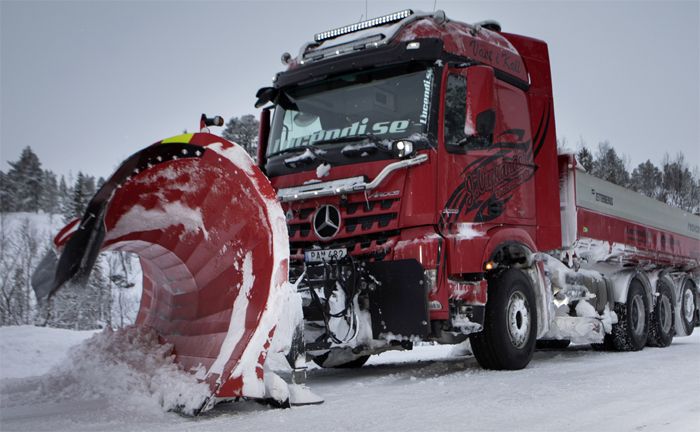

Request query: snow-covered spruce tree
[
  {"left": 691, "top": 167, "right": 700, "bottom": 215},
  {"left": 576, "top": 145, "right": 594, "bottom": 173},
  {"left": 222, "top": 114, "right": 259, "bottom": 161},
  {"left": 58, "top": 175, "right": 73, "bottom": 221},
  {"left": 630, "top": 160, "right": 662, "bottom": 200},
  {"left": 0, "top": 170, "right": 14, "bottom": 212},
  {"left": 64, "top": 172, "right": 96, "bottom": 222},
  {"left": 6, "top": 146, "right": 44, "bottom": 213},
  {"left": 40, "top": 170, "right": 60, "bottom": 214},
  {"left": 591, "top": 141, "right": 630, "bottom": 187},
  {"left": 660, "top": 153, "right": 696, "bottom": 212}
]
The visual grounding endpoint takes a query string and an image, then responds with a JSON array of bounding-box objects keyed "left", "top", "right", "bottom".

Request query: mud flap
[{"left": 366, "top": 259, "right": 429, "bottom": 339}]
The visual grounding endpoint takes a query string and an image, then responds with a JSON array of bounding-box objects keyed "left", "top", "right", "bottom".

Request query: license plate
[{"left": 304, "top": 248, "right": 347, "bottom": 263}]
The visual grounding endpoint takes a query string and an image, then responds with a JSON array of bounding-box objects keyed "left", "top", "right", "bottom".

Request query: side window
[{"left": 444, "top": 73, "right": 467, "bottom": 147}]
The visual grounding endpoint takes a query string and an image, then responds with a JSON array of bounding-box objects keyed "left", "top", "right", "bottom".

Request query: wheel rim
[
  {"left": 683, "top": 288, "right": 695, "bottom": 323},
  {"left": 658, "top": 294, "right": 672, "bottom": 334},
  {"left": 507, "top": 291, "right": 530, "bottom": 349},
  {"left": 630, "top": 294, "right": 646, "bottom": 337}
]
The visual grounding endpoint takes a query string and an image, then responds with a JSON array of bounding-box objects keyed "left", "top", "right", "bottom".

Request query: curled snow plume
[{"left": 28, "top": 326, "right": 211, "bottom": 415}]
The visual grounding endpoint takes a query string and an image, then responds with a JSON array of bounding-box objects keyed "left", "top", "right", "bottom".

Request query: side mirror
[
  {"left": 465, "top": 66, "right": 496, "bottom": 146},
  {"left": 257, "top": 108, "right": 271, "bottom": 168},
  {"left": 255, "top": 87, "right": 278, "bottom": 108}
]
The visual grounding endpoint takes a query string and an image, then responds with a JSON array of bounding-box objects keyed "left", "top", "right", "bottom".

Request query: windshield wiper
[
  {"left": 268, "top": 134, "right": 380, "bottom": 158},
  {"left": 313, "top": 133, "right": 382, "bottom": 147},
  {"left": 267, "top": 144, "right": 332, "bottom": 168},
  {"left": 267, "top": 145, "right": 309, "bottom": 158}
]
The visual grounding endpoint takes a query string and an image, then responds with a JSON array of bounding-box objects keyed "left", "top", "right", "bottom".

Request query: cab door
[{"left": 437, "top": 66, "right": 537, "bottom": 272}]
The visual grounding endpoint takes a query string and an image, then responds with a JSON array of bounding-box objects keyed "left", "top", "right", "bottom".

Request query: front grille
[
  {"left": 290, "top": 230, "right": 400, "bottom": 263},
  {"left": 345, "top": 213, "right": 396, "bottom": 233},
  {"left": 285, "top": 198, "right": 400, "bottom": 241}
]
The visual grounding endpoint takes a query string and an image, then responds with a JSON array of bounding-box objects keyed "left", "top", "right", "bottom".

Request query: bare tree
[
  {"left": 106, "top": 251, "right": 140, "bottom": 328},
  {"left": 0, "top": 216, "right": 40, "bottom": 325}
]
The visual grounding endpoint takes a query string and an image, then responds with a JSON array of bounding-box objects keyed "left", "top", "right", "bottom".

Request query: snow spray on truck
[{"left": 33, "top": 9, "right": 700, "bottom": 413}]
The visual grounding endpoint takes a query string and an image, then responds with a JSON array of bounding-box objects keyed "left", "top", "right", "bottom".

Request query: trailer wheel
[
  {"left": 312, "top": 352, "right": 370, "bottom": 369},
  {"left": 470, "top": 268, "right": 537, "bottom": 370},
  {"left": 678, "top": 280, "right": 697, "bottom": 336},
  {"left": 536, "top": 339, "right": 571, "bottom": 350},
  {"left": 611, "top": 279, "right": 649, "bottom": 351},
  {"left": 647, "top": 282, "right": 674, "bottom": 347}
]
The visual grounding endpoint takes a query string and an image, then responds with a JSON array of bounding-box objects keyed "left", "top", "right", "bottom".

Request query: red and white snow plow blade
[{"left": 42, "top": 133, "right": 304, "bottom": 411}]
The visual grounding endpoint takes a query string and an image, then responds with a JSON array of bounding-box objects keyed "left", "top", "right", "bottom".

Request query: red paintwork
[
  {"left": 577, "top": 208, "right": 700, "bottom": 267},
  {"left": 502, "top": 33, "right": 562, "bottom": 252}
]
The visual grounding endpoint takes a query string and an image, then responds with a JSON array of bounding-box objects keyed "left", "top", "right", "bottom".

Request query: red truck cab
[{"left": 254, "top": 10, "right": 699, "bottom": 369}]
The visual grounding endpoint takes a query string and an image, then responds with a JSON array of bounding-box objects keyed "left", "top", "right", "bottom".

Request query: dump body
[{"left": 559, "top": 154, "right": 700, "bottom": 268}]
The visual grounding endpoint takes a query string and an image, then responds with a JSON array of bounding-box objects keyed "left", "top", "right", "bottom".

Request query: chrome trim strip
[{"left": 277, "top": 153, "right": 428, "bottom": 202}]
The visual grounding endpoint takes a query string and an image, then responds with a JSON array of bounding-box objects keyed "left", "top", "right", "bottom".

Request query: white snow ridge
[{"left": 1, "top": 326, "right": 210, "bottom": 418}]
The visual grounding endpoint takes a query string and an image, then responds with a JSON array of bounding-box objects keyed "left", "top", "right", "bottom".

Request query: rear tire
[
  {"left": 470, "top": 268, "right": 537, "bottom": 370},
  {"left": 611, "top": 279, "right": 649, "bottom": 351},
  {"left": 647, "top": 282, "right": 674, "bottom": 347},
  {"left": 678, "top": 280, "right": 697, "bottom": 336}
]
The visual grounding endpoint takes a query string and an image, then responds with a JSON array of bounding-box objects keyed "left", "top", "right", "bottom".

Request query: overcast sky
[{"left": 1, "top": 0, "right": 698, "bottom": 179}]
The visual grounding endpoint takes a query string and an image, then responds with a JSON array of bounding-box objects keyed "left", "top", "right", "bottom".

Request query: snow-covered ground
[{"left": 1, "top": 325, "right": 698, "bottom": 431}]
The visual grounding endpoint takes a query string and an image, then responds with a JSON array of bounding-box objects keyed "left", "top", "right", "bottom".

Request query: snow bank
[
  {"left": 0, "top": 325, "right": 97, "bottom": 380},
  {"left": 1, "top": 326, "right": 211, "bottom": 416}
]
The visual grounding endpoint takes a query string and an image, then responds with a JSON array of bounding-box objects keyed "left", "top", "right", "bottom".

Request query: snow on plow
[{"left": 32, "top": 132, "right": 315, "bottom": 413}]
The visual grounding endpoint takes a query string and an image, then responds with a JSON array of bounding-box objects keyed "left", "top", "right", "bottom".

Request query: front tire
[
  {"left": 611, "top": 279, "right": 649, "bottom": 351},
  {"left": 470, "top": 268, "right": 537, "bottom": 370},
  {"left": 647, "top": 281, "right": 674, "bottom": 347}
]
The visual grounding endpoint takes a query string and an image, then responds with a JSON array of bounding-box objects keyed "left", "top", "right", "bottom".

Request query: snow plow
[
  {"left": 34, "top": 9, "right": 700, "bottom": 414},
  {"left": 32, "top": 127, "right": 320, "bottom": 411}
]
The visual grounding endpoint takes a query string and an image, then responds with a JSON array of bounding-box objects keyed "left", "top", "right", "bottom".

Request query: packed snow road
[{"left": 1, "top": 326, "right": 698, "bottom": 432}]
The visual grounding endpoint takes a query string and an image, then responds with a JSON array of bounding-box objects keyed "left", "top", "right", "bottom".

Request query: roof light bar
[{"left": 314, "top": 9, "right": 413, "bottom": 43}]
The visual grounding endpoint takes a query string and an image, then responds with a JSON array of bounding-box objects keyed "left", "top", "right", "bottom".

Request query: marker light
[{"left": 314, "top": 9, "right": 413, "bottom": 42}]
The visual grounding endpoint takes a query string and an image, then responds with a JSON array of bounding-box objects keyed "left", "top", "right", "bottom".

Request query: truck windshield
[{"left": 267, "top": 65, "right": 434, "bottom": 156}]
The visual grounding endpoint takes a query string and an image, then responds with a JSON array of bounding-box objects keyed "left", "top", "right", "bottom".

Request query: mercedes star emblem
[{"left": 313, "top": 205, "right": 341, "bottom": 239}]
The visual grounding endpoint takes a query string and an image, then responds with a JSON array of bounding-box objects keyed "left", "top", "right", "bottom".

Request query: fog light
[{"left": 406, "top": 41, "right": 421, "bottom": 50}]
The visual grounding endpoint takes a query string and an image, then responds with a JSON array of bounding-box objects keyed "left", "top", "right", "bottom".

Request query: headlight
[{"left": 392, "top": 140, "right": 414, "bottom": 158}]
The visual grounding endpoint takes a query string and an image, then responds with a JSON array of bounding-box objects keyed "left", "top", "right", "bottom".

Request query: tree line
[{"left": 574, "top": 140, "right": 700, "bottom": 214}]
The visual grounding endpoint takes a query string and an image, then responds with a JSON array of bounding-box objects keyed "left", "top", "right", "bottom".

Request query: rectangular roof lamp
[{"left": 314, "top": 9, "right": 414, "bottom": 43}]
